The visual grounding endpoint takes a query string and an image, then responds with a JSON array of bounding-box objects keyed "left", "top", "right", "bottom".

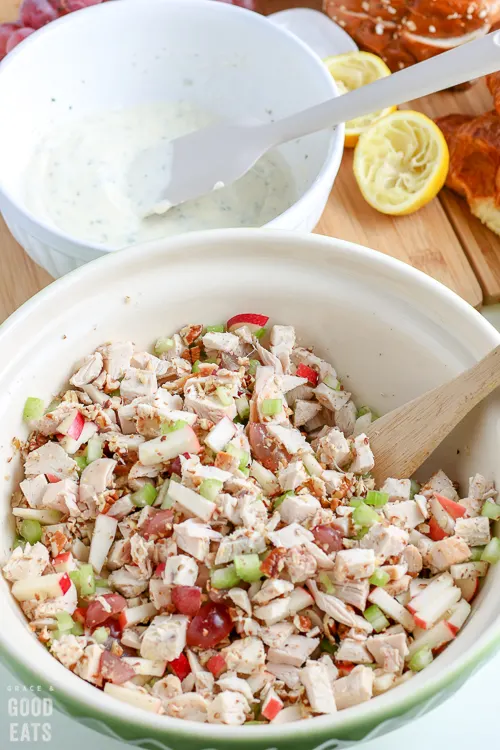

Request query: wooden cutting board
[{"left": 1, "top": 0, "right": 499, "bottom": 321}]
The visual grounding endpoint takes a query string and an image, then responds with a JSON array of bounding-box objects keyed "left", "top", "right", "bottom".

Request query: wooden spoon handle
[{"left": 367, "top": 345, "right": 500, "bottom": 486}]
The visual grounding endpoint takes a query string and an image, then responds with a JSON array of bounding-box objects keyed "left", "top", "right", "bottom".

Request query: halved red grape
[
  {"left": 186, "top": 602, "right": 233, "bottom": 648},
  {"left": 0, "top": 23, "right": 20, "bottom": 58},
  {"left": 312, "top": 524, "right": 344, "bottom": 553},
  {"left": 85, "top": 593, "right": 127, "bottom": 630},
  {"left": 20, "top": 0, "right": 59, "bottom": 30},
  {"left": 171, "top": 586, "right": 202, "bottom": 616},
  {"left": 5, "top": 27, "right": 35, "bottom": 54},
  {"left": 57, "top": 0, "right": 103, "bottom": 11},
  {"left": 248, "top": 423, "right": 290, "bottom": 472}
]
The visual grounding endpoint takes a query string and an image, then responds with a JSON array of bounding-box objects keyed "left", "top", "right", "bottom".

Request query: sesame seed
[
  {"left": 375, "top": 22, "right": 385, "bottom": 35},
  {"left": 429, "top": 24, "right": 436, "bottom": 32}
]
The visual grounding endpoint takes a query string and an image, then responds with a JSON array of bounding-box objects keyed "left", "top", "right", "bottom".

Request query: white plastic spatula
[{"left": 130, "top": 31, "right": 500, "bottom": 217}]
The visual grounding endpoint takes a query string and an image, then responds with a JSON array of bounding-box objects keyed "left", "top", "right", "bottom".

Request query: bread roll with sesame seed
[{"left": 323, "top": 0, "right": 500, "bottom": 71}]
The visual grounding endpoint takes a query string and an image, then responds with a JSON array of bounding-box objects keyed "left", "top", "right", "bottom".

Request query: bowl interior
[
  {"left": 0, "top": 0, "right": 337, "bottom": 214},
  {"left": 0, "top": 229, "right": 500, "bottom": 744}
]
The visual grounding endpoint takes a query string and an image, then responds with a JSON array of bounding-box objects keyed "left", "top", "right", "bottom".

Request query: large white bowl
[
  {"left": 0, "top": 0, "right": 342, "bottom": 278},
  {"left": 1, "top": 229, "right": 500, "bottom": 750}
]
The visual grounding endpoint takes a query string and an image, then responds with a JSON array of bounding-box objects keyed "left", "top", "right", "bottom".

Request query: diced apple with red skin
[
  {"left": 435, "top": 494, "right": 467, "bottom": 520},
  {"left": 118, "top": 602, "right": 158, "bottom": 629},
  {"left": 296, "top": 363, "right": 318, "bottom": 386},
  {"left": 168, "top": 653, "right": 191, "bottom": 680},
  {"left": 429, "top": 497, "right": 455, "bottom": 538},
  {"left": 226, "top": 313, "right": 269, "bottom": 334},
  {"left": 455, "top": 577, "right": 479, "bottom": 603},
  {"left": 12, "top": 572, "right": 72, "bottom": 602},
  {"left": 429, "top": 516, "right": 449, "bottom": 542},
  {"left": 445, "top": 598, "right": 471, "bottom": 635},
  {"left": 261, "top": 688, "right": 283, "bottom": 721},
  {"left": 139, "top": 426, "right": 201, "bottom": 466},
  {"left": 57, "top": 410, "right": 85, "bottom": 441},
  {"left": 89, "top": 514, "right": 118, "bottom": 574},
  {"left": 205, "top": 416, "right": 236, "bottom": 453},
  {"left": 407, "top": 619, "right": 456, "bottom": 659},
  {"left": 52, "top": 551, "right": 76, "bottom": 573},
  {"left": 46, "top": 474, "right": 61, "bottom": 484},
  {"left": 206, "top": 653, "right": 227, "bottom": 678}
]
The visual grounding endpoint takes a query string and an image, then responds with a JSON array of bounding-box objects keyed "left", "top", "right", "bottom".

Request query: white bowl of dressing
[{"left": 0, "top": 0, "right": 343, "bottom": 278}]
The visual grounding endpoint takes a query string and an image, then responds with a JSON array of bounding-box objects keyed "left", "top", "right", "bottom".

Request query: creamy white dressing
[{"left": 24, "top": 101, "right": 296, "bottom": 248}]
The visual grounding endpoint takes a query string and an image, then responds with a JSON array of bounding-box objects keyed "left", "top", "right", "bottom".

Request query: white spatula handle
[{"left": 264, "top": 31, "right": 500, "bottom": 145}]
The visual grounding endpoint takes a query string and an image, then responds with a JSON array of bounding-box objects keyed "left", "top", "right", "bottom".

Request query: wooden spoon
[{"left": 366, "top": 345, "right": 500, "bottom": 486}]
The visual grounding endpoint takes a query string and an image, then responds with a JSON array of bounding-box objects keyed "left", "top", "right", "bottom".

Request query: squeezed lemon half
[
  {"left": 353, "top": 110, "right": 450, "bottom": 216},
  {"left": 324, "top": 51, "right": 396, "bottom": 147}
]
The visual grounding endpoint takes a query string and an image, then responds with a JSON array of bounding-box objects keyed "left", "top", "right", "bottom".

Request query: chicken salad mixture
[{"left": 3, "top": 313, "right": 500, "bottom": 725}]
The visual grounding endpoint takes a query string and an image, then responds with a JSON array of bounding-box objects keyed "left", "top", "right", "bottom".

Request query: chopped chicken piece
[
  {"left": 268, "top": 523, "right": 314, "bottom": 549},
  {"left": 99, "top": 341, "right": 134, "bottom": 383},
  {"left": 313, "top": 428, "right": 351, "bottom": 469},
  {"left": 228, "top": 587, "right": 252, "bottom": 616},
  {"left": 215, "top": 528, "right": 267, "bottom": 565},
  {"left": 421, "top": 470, "right": 458, "bottom": 501},
  {"left": 165, "top": 693, "right": 209, "bottom": 722},
  {"left": 260, "top": 621, "right": 294, "bottom": 649},
  {"left": 360, "top": 523, "right": 409, "bottom": 563},
  {"left": 266, "top": 662, "right": 301, "bottom": 689},
  {"left": 333, "top": 665, "right": 374, "bottom": 710},
  {"left": 270, "top": 325, "right": 296, "bottom": 373},
  {"left": 208, "top": 691, "right": 250, "bottom": 725},
  {"left": 42, "top": 479, "right": 80, "bottom": 516},
  {"left": 307, "top": 580, "right": 357, "bottom": 627},
  {"left": 402, "top": 545, "right": 423, "bottom": 574},
  {"left": 51, "top": 634, "right": 88, "bottom": 669},
  {"left": 268, "top": 634, "right": 319, "bottom": 668},
  {"left": 164, "top": 555, "right": 198, "bottom": 587},
  {"left": 108, "top": 567, "right": 149, "bottom": 598},
  {"left": 428, "top": 536, "right": 471, "bottom": 572},
  {"left": 24, "top": 442, "right": 78, "bottom": 480},
  {"left": 380, "top": 478, "right": 411, "bottom": 502},
  {"left": 120, "top": 368, "right": 157, "bottom": 402},
  {"left": 267, "top": 424, "right": 312, "bottom": 455},
  {"left": 333, "top": 580, "right": 370, "bottom": 611},
  {"left": 285, "top": 546, "right": 318, "bottom": 583},
  {"left": 278, "top": 492, "right": 321, "bottom": 524},
  {"left": 349, "top": 434, "right": 374, "bottom": 474},
  {"left": 2, "top": 543, "right": 49, "bottom": 582},
  {"left": 333, "top": 549, "right": 376, "bottom": 581},
  {"left": 366, "top": 633, "right": 409, "bottom": 667},
  {"left": 202, "top": 331, "right": 240, "bottom": 353},
  {"left": 216, "top": 673, "right": 255, "bottom": 703},
  {"left": 252, "top": 578, "right": 294, "bottom": 605},
  {"left": 75, "top": 644, "right": 105, "bottom": 686},
  {"left": 20, "top": 474, "right": 48, "bottom": 508},
  {"left": 253, "top": 597, "right": 291, "bottom": 626},
  {"left": 277, "top": 460, "right": 308, "bottom": 492},
  {"left": 300, "top": 661, "right": 337, "bottom": 714},
  {"left": 70, "top": 352, "right": 104, "bottom": 387},
  {"left": 314, "top": 383, "right": 351, "bottom": 415},
  {"left": 174, "top": 519, "right": 222, "bottom": 562},
  {"left": 335, "top": 639, "right": 372, "bottom": 664},
  {"left": 222, "top": 636, "right": 265, "bottom": 674},
  {"left": 294, "top": 399, "right": 322, "bottom": 428},
  {"left": 454, "top": 517, "right": 491, "bottom": 546},
  {"left": 140, "top": 615, "right": 188, "bottom": 662},
  {"left": 383, "top": 501, "right": 425, "bottom": 530}
]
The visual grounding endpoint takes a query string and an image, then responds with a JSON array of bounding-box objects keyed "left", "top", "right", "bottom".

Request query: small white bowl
[
  {"left": 0, "top": 0, "right": 343, "bottom": 278},
  {"left": 1, "top": 229, "right": 500, "bottom": 750}
]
